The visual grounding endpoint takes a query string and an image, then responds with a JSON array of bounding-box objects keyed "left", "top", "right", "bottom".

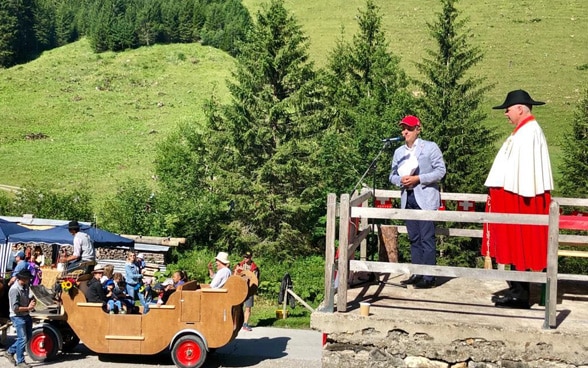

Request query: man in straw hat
[
  {"left": 208, "top": 252, "right": 232, "bottom": 289},
  {"left": 482, "top": 89, "right": 554, "bottom": 309},
  {"left": 4, "top": 269, "right": 36, "bottom": 368}
]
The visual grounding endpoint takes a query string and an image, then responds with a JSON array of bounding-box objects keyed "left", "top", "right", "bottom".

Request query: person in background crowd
[
  {"left": 4, "top": 269, "right": 36, "bottom": 368},
  {"left": 100, "top": 264, "right": 115, "bottom": 284},
  {"left": 154, "top": 278, "right": 175, "bottom": 307},
  {"left": 208, "top": 252, "right": 232, "bottom": 289},
  {"left": 33, "top": 246, "right": 45, "bottom": 267},
  {"left": 235, "top": 251, "right": 260, "bottom": 331},
  {"left": 390, "top": 115, "right": 446, "bottom": 289},
  {"left": 125, "top": 252, "right": 149, "bottom": 314},
  {"left": 8, "top": 251, "right": 27, "bottom": 286},
  {"left": 85, "top": 266, "right": 106, "bottom": 305},
  {"left": 482, "top": 89, "right": 554, "bottom": 309},
  {"left": 171, "top": 270, "right": 186, "bottom": 288},
  {"left": 135, "top": 254, "right": 153, "bottom": 302},
  {"left": 112, "top": 272, "right": 134, "bottom": 312},
  {"left": 26, "top": 252, "right": 41, "bottom": 286},
  {"left": 135, "top": 253, "right": 146, "bottom": 271},
  {"left": 104, "top": 279, "right": 125, "bottom": 314}
]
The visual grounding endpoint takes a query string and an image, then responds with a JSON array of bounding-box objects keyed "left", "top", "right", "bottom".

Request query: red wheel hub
[
  {"left": 175, "top": 340, "right": 202, "bottom": 366},
  {"left": 30, "top": 333, "right": 54, "bottom": 357}
]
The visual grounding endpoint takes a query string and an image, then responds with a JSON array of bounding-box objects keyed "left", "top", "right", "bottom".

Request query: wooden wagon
[{"left": 24, "top": 270, "right": 258, "bottom": 368}]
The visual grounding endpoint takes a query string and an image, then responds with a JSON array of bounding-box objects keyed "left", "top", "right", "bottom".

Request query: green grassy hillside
[
  {"left": 0, "top": 0, "right": 586, "bottom": 203},
  {"left": 0, "top": 38, "right": 233, "bottom": 199},
  {"left": 245, "top": 0, "right": 588, "bottom": 172}
]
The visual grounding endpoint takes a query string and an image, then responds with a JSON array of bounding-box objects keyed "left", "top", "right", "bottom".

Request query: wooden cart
[{"left": 25, "top": 271, "right": 258, "bottom": 368}]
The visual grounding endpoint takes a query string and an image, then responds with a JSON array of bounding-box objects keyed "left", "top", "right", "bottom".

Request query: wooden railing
[{"left": 322, "top": 189, "right": 588, "bottom": 329}]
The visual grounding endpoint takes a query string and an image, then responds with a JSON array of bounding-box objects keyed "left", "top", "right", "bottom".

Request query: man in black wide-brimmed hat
[
  {"left": 482, "top": 89, "right": 554, "bottom": 309},
  {"left": 60, "top": 220, "right": 96, "bottom": 273}
]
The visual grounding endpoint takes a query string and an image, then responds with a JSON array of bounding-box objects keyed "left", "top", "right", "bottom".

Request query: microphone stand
[
  {"left": 348, "top": 141, "right": 407, "bottom": 289},
  {"left": 350, "top": 141, "right": 391, "bottom": 199}
]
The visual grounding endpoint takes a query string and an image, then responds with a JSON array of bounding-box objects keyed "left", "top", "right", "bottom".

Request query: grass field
[
  {"left": 244, "top": 0, "right": 588, "bottom": 181},
  {"left": 0, "top": 39, "right": 233, "bottom": 200},
  {"left": 0, "top": 0, "right": 586, "bottom": 203}
]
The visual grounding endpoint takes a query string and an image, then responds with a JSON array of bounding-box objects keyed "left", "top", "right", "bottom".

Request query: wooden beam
[
  {"left": 558, "top": 250, "right": 588, "bottom": 258},
  {"left": 120, "top": 235, "right": 186, "bottom": 247}
]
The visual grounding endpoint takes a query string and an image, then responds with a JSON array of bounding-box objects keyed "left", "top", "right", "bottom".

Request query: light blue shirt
[{"left": 11, "top": 260, "right": 27, "bottom": 278}]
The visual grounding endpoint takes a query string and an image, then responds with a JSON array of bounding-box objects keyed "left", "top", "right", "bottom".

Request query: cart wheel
[
  {"left": 27, "top": 327, "right": 60, "bottom": 361},
  {"left": 60, "top": 327, "right": 80, "bottom": 351},
  {"left": 171, "top": 335, "right": 207, "bottom": 368}
]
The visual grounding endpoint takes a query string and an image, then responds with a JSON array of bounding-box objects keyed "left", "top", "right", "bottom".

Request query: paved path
[{"left": 1, "top": 327, "right": 323, "bottom": 368}]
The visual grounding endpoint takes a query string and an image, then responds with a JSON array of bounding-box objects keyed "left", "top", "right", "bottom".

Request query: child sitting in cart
[
  {"left": 112, "top": 272, "right": 135, "bottom": 313},
  {"left": 153, "top": 278, "right": 175, "bottom": 307},
  {"left": 104, "top": 279, "right": 126, "bottom": 314}
]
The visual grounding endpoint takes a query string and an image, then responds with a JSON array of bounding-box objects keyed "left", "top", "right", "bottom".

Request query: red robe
[{"left": 482, "top": 116, "right": 554, "bottom": 271}]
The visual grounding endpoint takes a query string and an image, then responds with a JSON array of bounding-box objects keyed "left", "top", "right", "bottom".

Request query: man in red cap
[
  {"left": 390, "top": 115, "right": 446, "bottom": 289},
  {"left": 235, "top": 251, "right": 259, "bottom": 331},
  {"left": 483, "top": 89, "right": 553, "bottom": 309}
]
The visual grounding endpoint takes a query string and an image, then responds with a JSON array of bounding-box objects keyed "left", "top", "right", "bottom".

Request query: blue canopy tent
[
  {"left": 8, "top": 224, "right": 135, "bottom": 268},
  {"left": 1, "top": 219, "right": 31, "bottom": 276},
  {"left": 8, "top": 224, "right": 134, "bottom": 248},
  {"left": 0, "top": 219, "right": 30, "bottom": 244}
]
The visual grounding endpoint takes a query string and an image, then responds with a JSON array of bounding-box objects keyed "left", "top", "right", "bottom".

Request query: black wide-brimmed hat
[
  {"left": 16, "top": 269, "right": 33, "bottom": 279},
  {"left": 493, "top": 89, "right": 545, "bottom": 109},
  {"left": 68, "top": 220, "right": 80, "bottom": 230}
]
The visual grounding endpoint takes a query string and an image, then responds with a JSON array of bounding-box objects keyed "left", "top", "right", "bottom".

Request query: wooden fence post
[
  {"left": 337, "top": 193, "right": 350, "bottom": 312},
  {"left": 378, "top": 225, "right": 399, "bottom": 263},
  {"left": 323, "top": 193, "right": 337, "bottom": 312},
  {"left": 544, "top": 200, "right": 560, "bottom": 329}
]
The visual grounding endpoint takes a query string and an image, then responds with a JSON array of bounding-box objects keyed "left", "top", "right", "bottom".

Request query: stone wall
[
  {"left": 322, "top": 333, "right": 587, "bottom": 368},
  {"left": 312, "top": 310, "right": 588, "bottom": 368}
]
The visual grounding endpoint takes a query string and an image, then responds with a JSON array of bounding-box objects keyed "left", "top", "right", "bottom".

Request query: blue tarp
[
  {"left": 8, "top": 224, "right": 134, "bottom": 247},
  {"left": 0, "top": 218, "right": 30, "bottom": 243}
]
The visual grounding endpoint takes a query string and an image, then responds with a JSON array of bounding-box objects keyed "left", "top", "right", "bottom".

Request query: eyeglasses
[{"left": 401, "top": 125, "right": 418, "bottom": 132}]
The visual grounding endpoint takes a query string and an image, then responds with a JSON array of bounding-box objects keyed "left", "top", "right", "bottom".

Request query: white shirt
[
  {"left": 73, "top": 231, "right": 96, "bottom": 262},
  {"left": 210, "top": 267, "right": 232, "bottom": 289}
]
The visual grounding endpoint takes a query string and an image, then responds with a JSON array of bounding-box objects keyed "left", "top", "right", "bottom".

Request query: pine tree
[
  {"left": 55, "top": 0, "right": 79, "bottom": 46},
  {"left": 414, "top": 0, "right": 497, "bottom": 267},
  {"left": 0, "top": 0, "right": 36, "bottom": 66},
  {"left": 559, "top": 88, "right": 588, "bottom": 198},
  {"left": 321, "top": 0, "right": 414, "bottom": 194},
  {"left": 203, "top": 0, "right": 324, "bottom": 258},
  {"left": 415, "top": 0, "right": 496, "bottom": 195},
  {"left": 0, "top": 1, "right": 20, "bottom": 67}
]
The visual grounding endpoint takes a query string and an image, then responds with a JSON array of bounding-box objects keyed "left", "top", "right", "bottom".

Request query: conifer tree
[
  {"left": 415, "top": 0, "right": 496, "bottom": 195},
  {"left": 0, "top": 0, "right": 36, "bottom": 67},
  {"left": 55, "top": 0, "right": 79, "bottom": 46},
  {"left": 203, "top": 0, "right": 324, "bottom": 258},
  {"left": 321, "top": 0, "right": 413, "bottom": 194},
  {"left": 559, "top": 88, "right": 588, "bottom": 198},
  {"left": 414, "top": 0, "right": 497, "bottom": 267},
  {"left": 0, "top": 2, "right": 20, "bottom": 67}
]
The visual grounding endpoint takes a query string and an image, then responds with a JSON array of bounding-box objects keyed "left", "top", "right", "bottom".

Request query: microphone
[{"left": 381, "top": 136, "right": 405, "bottom": 143}]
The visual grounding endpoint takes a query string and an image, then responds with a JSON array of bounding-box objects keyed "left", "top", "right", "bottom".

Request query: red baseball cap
[{"left": 399, "top": 115, "right": 421, "bottom": 127}]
